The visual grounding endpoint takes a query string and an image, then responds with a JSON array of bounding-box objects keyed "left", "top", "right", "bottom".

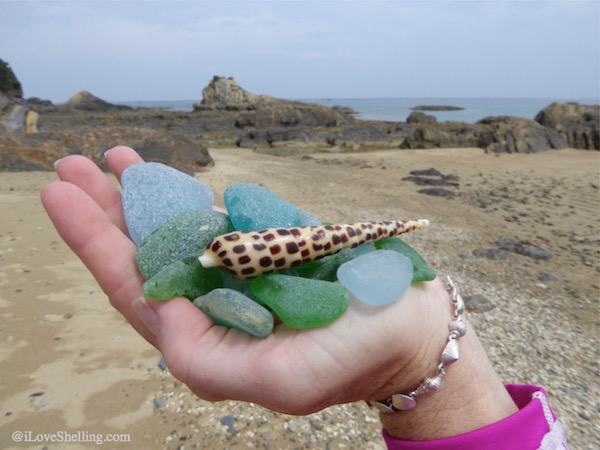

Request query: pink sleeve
[{"left": 383, "top": 385, "right": 569, "bottom": 450}]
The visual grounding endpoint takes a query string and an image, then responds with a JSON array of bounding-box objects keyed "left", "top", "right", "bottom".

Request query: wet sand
[{"left": 1, "top": 147, "right": 598, "bottom": 449}]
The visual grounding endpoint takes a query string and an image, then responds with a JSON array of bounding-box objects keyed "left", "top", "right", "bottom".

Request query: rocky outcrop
[
  {"left": 58, "top": 91, "right": 131, "bottom": 112},
  {"left": 399, "top": 122, "right": 480, "bottom": 149},
  {"left": 195, "top": 76, "right": 275, "bottom": 110},
  {"left": 400, "top": 116, "right": 567, "bottom": 153},
  {"left": 235, "top": 102, "right": 350, "bottom": 129},
  {"left": 0, "top": 59, "right": 23, "bottom": 98},
  {"left": 411, "top": 105, "right": 464, "bottom": 111},
  {"left": 0, "top": 126, "right": 213, "bottom": 173},
  {"left": 195, "top": 76, "right": 350, "bottom": 131},
  {"left": 406, "top": 111, "right": 437, "bottom": 124},
  {"left": 478, "top": 116, "right": 567, "bottom": 153},
  {"left": 535, "top": 102, "right": 599, "bottom": 150}
]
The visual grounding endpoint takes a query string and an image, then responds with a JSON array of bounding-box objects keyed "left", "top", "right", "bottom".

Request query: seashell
[{"left": 199, "top": 219, "right": 429, "bottom": 279}]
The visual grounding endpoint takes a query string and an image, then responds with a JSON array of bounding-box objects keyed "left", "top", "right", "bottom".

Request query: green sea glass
[
  {"left": 142, "top": 257, "right": 223, "bottom": 301},
  {"left": 136, "top": 209, "right": 234, "bottom": 279},
  {"left": 295, "top": 248, "right": 356, "bottom": 281},
  {"left": 250, "top": 274, "right": 349, "bottom": 329},
  {"left": 193, "top": 289, "right": 274, "bottom": 338},
  {"left": 374, "top": 237, "right": 436, "bottom": 282}
]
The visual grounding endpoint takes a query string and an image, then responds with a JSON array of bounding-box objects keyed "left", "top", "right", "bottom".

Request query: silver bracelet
[{"left": 367, "top": 276, "right": 467, "bottom": 413}]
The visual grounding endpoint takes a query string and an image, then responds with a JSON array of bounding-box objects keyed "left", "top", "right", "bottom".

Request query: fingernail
[
  {"left": 53, "top": 158, "right": 65, "bottom": 170},
  {"left": 133, "top": 297, "right": 160, "bottom": 336},
  {"left": 103, "top": 148, "right": 114, "bottom": 160}
]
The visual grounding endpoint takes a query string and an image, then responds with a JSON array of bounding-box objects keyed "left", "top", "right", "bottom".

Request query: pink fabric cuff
[{"left": 383, "top": 385, "right": 568, "bottom": 450}]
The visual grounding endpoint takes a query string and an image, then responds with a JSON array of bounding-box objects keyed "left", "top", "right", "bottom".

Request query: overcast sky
[{"left": 1, "top": 1, "right": 598, "bottom": 103}]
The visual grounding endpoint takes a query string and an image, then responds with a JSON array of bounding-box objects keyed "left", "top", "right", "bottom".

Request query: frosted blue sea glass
[
  {"left": 337, "top": 250, "right": 413, "bottom": 306},
  {"left": 122, "top": 162, "right": 213, "bottom": 245},
  {"left": 224, "top": 183, "right": 300, "bottom": 231}
]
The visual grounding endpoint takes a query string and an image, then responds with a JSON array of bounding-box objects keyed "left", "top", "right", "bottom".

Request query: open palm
[{"left": 41, "top": 146, "right": 450, "bottom": 415}]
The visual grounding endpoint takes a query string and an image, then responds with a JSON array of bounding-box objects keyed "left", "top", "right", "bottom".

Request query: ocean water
[{"left": 117, "top": 97, "right": 598, "bottom": 124}]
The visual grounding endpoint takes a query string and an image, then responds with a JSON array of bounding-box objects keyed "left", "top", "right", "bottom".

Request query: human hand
[{"left": 40, "top": 146, "right": 468, "bottom": 419}]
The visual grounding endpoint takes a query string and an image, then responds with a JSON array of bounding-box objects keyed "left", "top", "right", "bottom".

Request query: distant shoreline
[{"left": 114, "top": 97, "right": 599, "bottom": 124}]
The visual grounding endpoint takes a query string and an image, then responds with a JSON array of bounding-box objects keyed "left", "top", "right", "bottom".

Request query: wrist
[{"left": 375, "top": 280, "right": 518, "bottom": 441}]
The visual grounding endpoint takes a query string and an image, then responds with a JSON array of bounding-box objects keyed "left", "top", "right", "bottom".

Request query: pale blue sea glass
[
  {"left": 337, "top": 250, "right": 413, "bottom": 306},
  {"left": 122, "top": 162, "right": 213, "bottom": 245}
]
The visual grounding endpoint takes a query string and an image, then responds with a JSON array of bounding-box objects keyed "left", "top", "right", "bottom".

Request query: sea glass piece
[
  {"left": 374, "top": 237, "right": 436, "bottom": 282},
  {"left": 337, "top": 250, "right": 413, "bottom": 306},
  {"left": 136, "top": 209, "right": 234, "bottom": 279},
  {"left": 193, "top": 289, "right": 274, "bottom": 338},
  {"left": 224, "top": 183, "right": 300, "bottom": 231},
  {"left": 250, "top": 274, "right": 349, "bottom": 329},
  {"left": 122, "top": 162, "right": 214, "bottom": 245},
  {"left": 142, "top": 257, "right": 223, "bottom": 301},
  {"left": 298, "top": 210, "right": 321, "bottom": 226},
  {"left": 295, "top": 248, "right": 356, "bottom": 281}
]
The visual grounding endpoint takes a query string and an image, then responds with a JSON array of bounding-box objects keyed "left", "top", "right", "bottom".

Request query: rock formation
[
  {"left": 1, "top": 61, "right": 598, "bottom": 172},
  {"left": 58, "top": 91, "right": 131, "bottom": 112},
  {"left": 406, "top": 111, "right": 437, "bottom": 124},
  {"left": 400, "top": 116, "right": 568, "bottom": 153},
  {"left": 195, "top": 76, "right": 274, "bottom": 110},
  {"left": 411, "top": 105, "right": 464, "bottom": 111},
  {"left": 196, "top": 76, "right": 350, "bottom": 129},
  {"left": 535, "top": 102, "right": 599, "bottom": 150}
]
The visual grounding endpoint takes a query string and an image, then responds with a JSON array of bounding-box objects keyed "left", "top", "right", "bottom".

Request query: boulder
[
  {"left": 25, "top": 111, "right": 39, "bottom": 134},
  {"left": 59, "top": 91, "right": 131, "bottom": 112},
  {"left": 407, "top": 111, "right": 437, "bottom": 124},
  {"left": 535, "top": 102, "right": 599, "bottom": 150},
  {"left": 0, "top": 59, "right": 23, "bottom": 98}
]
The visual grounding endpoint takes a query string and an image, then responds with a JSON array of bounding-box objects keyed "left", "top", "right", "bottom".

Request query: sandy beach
[{"left": 0, "top": 147, "right": 598, "bottom": 449}]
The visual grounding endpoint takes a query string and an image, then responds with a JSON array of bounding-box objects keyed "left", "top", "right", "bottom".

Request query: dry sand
[{"left": 0, "top": 147, "right": 598, "bottom": 449}]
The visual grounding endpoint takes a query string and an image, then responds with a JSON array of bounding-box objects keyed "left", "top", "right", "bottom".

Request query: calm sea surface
[{"left": 117, "top": 97, "right": 598, "bottom": 124}]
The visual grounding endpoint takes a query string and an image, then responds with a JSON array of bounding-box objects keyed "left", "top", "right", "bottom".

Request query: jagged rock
[
  {"left": 400, "top": 116, "right": 567, "bottom": 153},
  {"left": 58, "top": 91, "right": 131, "bottom": 112},
  {"left": 534, "top": 102, "right": 599, "bottom": 150},
  {"left": 0, "top": 59, "right": 23, "bottom": 98},
  {"left": 478, "top": 116, "right": 566, "bottom": 153},
  {"left": 194, "top": 76, "right": 350, "bottom": 133},
  {"left": 407, "top": 111, "right": 437, "bottom": 124},
  {"left": 400, "top": 122, "right": 481, "bottom": 149},
  {"left": 196, "top": 76, "right": 275, "bottom": 110}
]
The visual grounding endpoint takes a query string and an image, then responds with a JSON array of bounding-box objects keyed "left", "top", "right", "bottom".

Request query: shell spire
[{"left": 199, "top": 219, "right": 429, "bottom": 280}]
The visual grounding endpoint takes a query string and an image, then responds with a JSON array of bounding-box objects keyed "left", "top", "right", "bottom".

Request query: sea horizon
[{"left": 114, "top": 96, "right": 599, "bottom": 124}]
